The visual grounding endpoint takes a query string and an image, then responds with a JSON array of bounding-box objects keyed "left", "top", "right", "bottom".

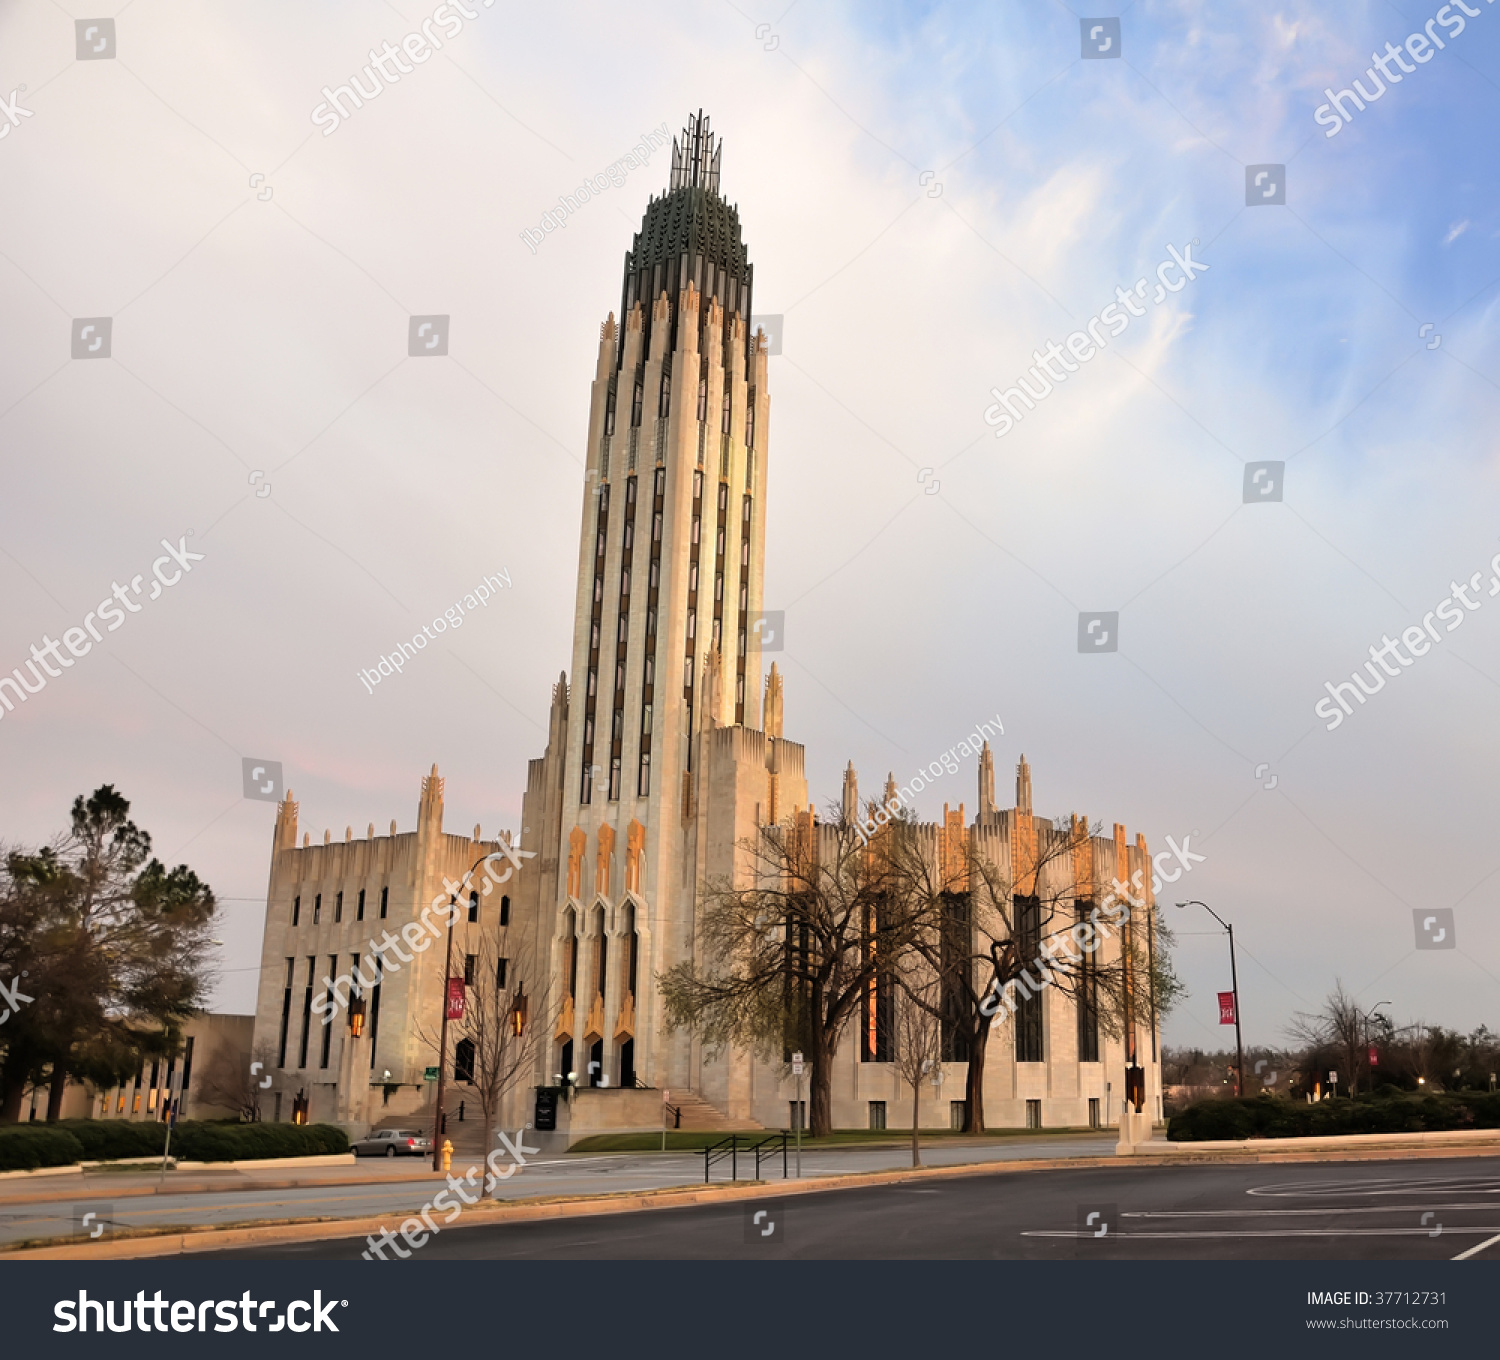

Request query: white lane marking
[
  {"left": 1128, "top": 1204, "right": 1496, "bottom": 1219},
  {"left": 1249, "top": 1176, "right": 1500, "bottom": 1199},
  {"left": 1451, "top": 1231, "right": 1500, "bottom": 1260},
  {"left": 1027, "top": 1226, "right": 1500, "bottom": 1239}
]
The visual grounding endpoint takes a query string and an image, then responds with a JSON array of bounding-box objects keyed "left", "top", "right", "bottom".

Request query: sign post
[
  {"left": 662, "top": 1089, "right": 670, "bottom": 1153},
  {"left": 791, "top": 1052, "right": 804, "bottom": 1178},
  {"left": 159, "top": 1068, "right": 182, "bottom": 1185}
]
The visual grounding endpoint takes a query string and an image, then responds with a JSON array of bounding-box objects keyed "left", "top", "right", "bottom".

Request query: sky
[{"left": 1, "top": 0, "right": 1498, "bottom": 1053}]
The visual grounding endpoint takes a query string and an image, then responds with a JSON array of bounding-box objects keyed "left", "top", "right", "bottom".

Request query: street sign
[
  {"left": 423, "top": 1066, "right": 439, "bottom": 1082},
  {"left": 791, "top": 1051, "right": 804, "bottom": 1076}
]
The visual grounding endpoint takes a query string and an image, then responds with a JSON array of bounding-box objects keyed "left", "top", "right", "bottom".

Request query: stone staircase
[{"left": 667, "top": 1090, "right": 763, "bottom": 1132}]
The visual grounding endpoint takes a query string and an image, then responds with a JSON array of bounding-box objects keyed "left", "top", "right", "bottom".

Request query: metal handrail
[{"left": 701, "top": 1132, "right": 790, "bottom": 1183}]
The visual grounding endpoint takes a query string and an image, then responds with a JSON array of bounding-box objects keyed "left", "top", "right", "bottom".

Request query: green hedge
[
  {"left": 0, "top": 1126, "right": 85, "bottom": 1171},
  {"left": 1168, "top": 1092, "right": 1500, "bottom": 1141},
  {"left": 170, "top": 1121, "right": 348, "bottom": 1162},
  {"left": 54, "top": 1118, "right": 166, "bottom": 1159},
  {"left": 0, "top": 1120, "right": 348, "bottom": 1167}
]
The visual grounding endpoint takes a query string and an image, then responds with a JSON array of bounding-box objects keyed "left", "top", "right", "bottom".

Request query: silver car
[{"left": 353, "top": 1128, "right": 432, "bottom": 1158}]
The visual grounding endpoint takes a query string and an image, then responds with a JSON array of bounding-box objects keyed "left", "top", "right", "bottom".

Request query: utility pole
[{"left": 432, "top": 854, "right": 490, "bottom": 1171}]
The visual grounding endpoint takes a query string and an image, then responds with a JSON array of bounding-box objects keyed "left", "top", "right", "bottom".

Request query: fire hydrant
[{"left": 441, "top": 1139, "right": 453, "bottom": 1173}]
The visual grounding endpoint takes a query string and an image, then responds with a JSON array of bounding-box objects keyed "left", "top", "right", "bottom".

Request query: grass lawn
[{"left": 567, "top": 1126, "right": 1102, "bottom": 1154}]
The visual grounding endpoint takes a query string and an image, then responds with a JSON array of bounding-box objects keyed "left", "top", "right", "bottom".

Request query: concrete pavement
[{"left": 0, "top": 1132, "right": 1117, "bottom": 1248}]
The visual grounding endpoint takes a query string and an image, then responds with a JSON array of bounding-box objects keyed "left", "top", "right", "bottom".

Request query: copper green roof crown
[{"left": 617, "top": 110, "right": 754, "bottom": 368}]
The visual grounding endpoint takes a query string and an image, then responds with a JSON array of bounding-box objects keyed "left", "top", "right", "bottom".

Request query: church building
[{"left": 250, "top": 112, "right": 1162, "bottom": 1138}]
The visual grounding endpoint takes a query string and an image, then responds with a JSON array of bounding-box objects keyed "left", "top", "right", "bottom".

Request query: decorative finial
[{"left": 669, "top": 109, "right": 722, "bottom": 194}]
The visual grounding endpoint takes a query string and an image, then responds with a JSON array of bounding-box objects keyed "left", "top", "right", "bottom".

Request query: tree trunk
[
  {"left": 45, "top": 1062, "right": 68, "bottom": 1122},
  {"left": 809, "top": 1058, "right": 833, "bottom": 1137},
  {"left": 911, "top": 1076, "right": 921, "bottom": 1167},
  {"left": 962, "top": 1018, "right": 991, "bottom": 1133},
  {"left": 0, "top": 1063, "right": 26, "bottom": 1124}
]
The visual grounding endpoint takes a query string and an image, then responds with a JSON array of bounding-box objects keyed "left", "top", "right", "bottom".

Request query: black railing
[{"left": 701, "top": 1132, "right": 790, "bottom": 1183}]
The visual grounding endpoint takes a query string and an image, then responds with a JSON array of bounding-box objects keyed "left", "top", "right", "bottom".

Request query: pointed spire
[
  {"left": 762, "top": 663, "right": 783, "bottom": 739},
  {"left": 1016, "top": 754, "right": 1032, "bottom": 815},
  {"left": 273, "top": 790, "right": 299, "bottom": 854},
  {"left": 841, "top": 762, "right": 859, "bottom": 823},
  {"left": 419, "top": 763, "right": 445, "bottom": 837},
  {"left": 702, "top": 645, "right": 725, "bottom": 728},
  {"left": 670, "top": 109, "right": 722, "bottom": 194},
  {"left": 884, "top": 772, "right": 899, "bottom": 812},
  {"left": 979, "top": 741, "right": 996, "bottom": 820}
]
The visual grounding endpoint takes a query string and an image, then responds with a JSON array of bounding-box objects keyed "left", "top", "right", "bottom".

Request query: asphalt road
[
  {"left": 216, "top": 1156, "right": 1500, "bottom": 1261},
  {"left": 0, "top": 1133, "right": 1115, "bottom": 1246}
]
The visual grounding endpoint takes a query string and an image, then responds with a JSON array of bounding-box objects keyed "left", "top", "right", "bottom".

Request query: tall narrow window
[
  {"left": 500, "top": 895, "right": 511, "bottom": 927},
  {"left": 940, "top": 892, "right": 972, "bottom": 1062},
  {"left": 1076, "top": 900, "right": 1100, "bottom": 1062},
  {"left": 496, "top": 957, "right": 508, "bottom": 989},
  {"left": 379, "top": 886, "right": 388, "bottom": 919},
  {"left": 298, "top": 956, "right": 315, "bottom": 1068},
  {"left": 313, "top": 894, "right": 321, "bottom": 925},
  {"left": 356, "top": 888, "right": 366, "bottom": 921},
  {"left": 277, "top": 958, "right": 294, "bottom": 1067},
  {"left": 1015, "top": 895, "right": 1044, "bottom": 1063},
  {"left": 468, "top": 891, "right": 479, "bottom": 924},
  {"left": 464, "top": 954, "right": 477, "bottom": 986},
  {"left": 320, "top": 954, "right": 336, "bottom": 1068},
  {"left": 292, "top": 895, "right": 300, "bottom": 927},
  {"left": 368, "top": 957, "right": 383, "bottom": 1067},
  {"left": 334, "top": 891, "right": 343, "bottom": 923}
]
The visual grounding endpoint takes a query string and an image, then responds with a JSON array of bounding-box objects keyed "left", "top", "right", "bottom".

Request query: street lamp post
[
  {"left": 431, "top": 855, "right": 490, "bottom": 1172},
  {"left": 1177, "top": 900, "right": 1243, "bottom": 1097},
  {"left": 1363, "top": 1002, "right": 1391, "bottom": 1097}
]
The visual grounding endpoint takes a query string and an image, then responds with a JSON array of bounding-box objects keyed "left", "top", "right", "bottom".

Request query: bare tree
[
  {"left": 1288, "top": 981, "right": 1366, "bottom": 1095},
  {"left": 884, "top": 812, "right": 1182, "bottom": 1132},
  {"left": 891, "top": 963, "right": 941, "bottom": 1167},
  {"left": 660, "top": 806, "right": 924, "bottom": 1137},
  {"left": 194, "top": 1038, "right": 276, "bottom": 1121},
  {"left": 414, "top": 921, "right": 546, "bottom": 1191}
]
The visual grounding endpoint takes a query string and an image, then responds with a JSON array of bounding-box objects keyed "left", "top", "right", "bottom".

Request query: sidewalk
[
  {"left": 0, "top": 1158, "right": 444, "bottom": 1207},
  {"left": 0, "top": 1130, "right": 1111, "bottom": 1207}
]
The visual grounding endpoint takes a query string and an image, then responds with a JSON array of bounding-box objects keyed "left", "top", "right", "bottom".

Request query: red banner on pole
[
  {"left": 1217, "top": 991, "right": 1237, "bottom": 1025},
  {"left": 446, "top": 977, "right": 466, "bottom": 1020},
  {"left": 1368, "top": 1045, "right": 1379, "bottom": 1067}
]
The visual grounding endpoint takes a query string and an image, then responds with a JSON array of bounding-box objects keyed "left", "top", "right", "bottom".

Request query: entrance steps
[{"left": 668, "top": 1089, "right": 763, "bottom": 1132}]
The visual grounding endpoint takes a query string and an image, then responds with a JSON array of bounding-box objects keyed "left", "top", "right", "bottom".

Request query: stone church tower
[{"left": 516, "top": 112, "right": 807, "bottom": 1120}]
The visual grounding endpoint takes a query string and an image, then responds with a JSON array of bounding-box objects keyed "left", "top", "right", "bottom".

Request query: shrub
[
  {"left": 1168, "top": 1091, "right": 1500, "bottom": 1141},
  {"left": 0, "top": 1119, "right": 348, "bottom": 1167},
  {"left": 54, "top": 1119, "right": 166, "bottom": 1160},
  {"left": 0, "top": 1126, "right": 85, "bottom": 1171},
  {"left": 170, "top": 1121, "right": 348, "bottom": 1162}
]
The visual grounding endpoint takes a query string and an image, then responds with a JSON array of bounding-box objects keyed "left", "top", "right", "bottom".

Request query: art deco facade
[{"left": 250, "top": 112, "right": 1161, "bottom": 1135}]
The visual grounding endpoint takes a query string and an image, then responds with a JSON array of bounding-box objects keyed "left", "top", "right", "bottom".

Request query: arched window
[{"left": 454, "top": 1038, "right": 475, "bottom": 1084}]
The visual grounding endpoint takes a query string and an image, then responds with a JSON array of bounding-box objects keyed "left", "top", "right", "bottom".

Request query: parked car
[{"left": 353, "top": 1128, "right": 432, "bottom": 1158}]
